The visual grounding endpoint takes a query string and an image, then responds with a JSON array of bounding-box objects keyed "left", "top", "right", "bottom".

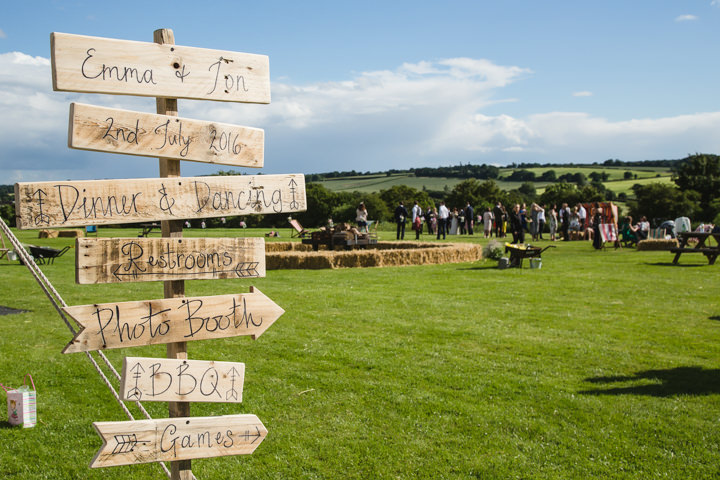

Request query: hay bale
[
  {"left": 58, "top": 229, "right": 83, "bottom": 238},
  {"left": 637, "top": 239, "right": 679, "bottom": 251},
  {"left": 266, "top": 242, "right": 482, "bottom": 270},
  {"left": 38, "top": 230, "right": 59, "bottom": 239}
]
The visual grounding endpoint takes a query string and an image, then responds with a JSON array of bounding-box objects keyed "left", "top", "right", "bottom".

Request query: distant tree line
[{"left": 307, "top": 158, "right": 682, "bottom": 183}]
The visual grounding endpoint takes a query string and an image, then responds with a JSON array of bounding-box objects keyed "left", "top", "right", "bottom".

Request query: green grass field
[
  {"left": 0, "top": 227, "right": 718, "bottom": 479},
  {"left": 316, "top": 167, "right": 673, "bottom": 198}
]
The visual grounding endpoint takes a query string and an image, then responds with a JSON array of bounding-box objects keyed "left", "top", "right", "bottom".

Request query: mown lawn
[{"left": 0, "top": 227, "right": 718, "bottom": 479}]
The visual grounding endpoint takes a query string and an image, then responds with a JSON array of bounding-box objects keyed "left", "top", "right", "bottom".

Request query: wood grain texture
[
  {"left": 15, "top": 174, "right": 306, "bottom": 229},
  {"left": 90, "top": 414, "right": 266, "bottom": 468},
  {"left": 51, "top": 32, "right": 270, "bottom": 103},
  {"left": 62, "top": 287, "right": 284, "bottom": 352},
  {"left": 75, "top": 237, "right": 265, "bottom": 284},
  {"left": 120, "top": 357, "right": 245, "bottom": 403},
  {"left": 69, "top": 103, "right": 264, "bottom": 167}
]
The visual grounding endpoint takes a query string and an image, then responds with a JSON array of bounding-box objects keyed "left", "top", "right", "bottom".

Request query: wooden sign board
[
  {"left": 91, "top": 414, "right": 266, "bottom": 468},
  {"left": 76, "top": 237, "right": 265, "bottom": 284},
  {"left": 63, "top": 287, "right": 284, "bottom": 353},
  {"left": 69, "top": 103, "right": 264, "bottom": 167},
  {"left": 52, "top": 32, "right": 270, "bottom": 103},
  {"left": 121, "top": 357, "right": 245, "bottom": 403},
  {"left": 15, "top": 174, "right": 306, "bottom": 229}
]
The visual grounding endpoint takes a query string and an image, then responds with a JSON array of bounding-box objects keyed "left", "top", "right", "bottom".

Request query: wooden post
[{"left": 154, "top": 28, "right": 191, "bottom": 480}]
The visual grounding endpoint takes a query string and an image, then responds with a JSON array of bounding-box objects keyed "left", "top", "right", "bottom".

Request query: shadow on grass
[
  {"left": 458, "top": 264, "right": 499, "bottom": 271},
  {"left": 647, "top": 262, "right": 708, "bottom": 268},
  {"left": 709, "top": 316, "right": 720, "bottom": 322},
  {"left": 580, "top": 366, "right": 720, "bottom": 397}
]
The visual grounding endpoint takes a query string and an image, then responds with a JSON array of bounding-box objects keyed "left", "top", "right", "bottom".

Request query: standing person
[
  {"left": 636, "top": 216, "right": 650, "bottom": 240},
  {"left": 520, "top": 203, "right": 528, "bottom": 233},
  {"left": 530, "top": 203, "right": 539, "bottom": 241},
  {"left": 465, "top": 202, "right": 474, "bottom": 235},
  {"left": 548, "top": 204, "right": 558, "bottom": 241},
  {"left": 510, "top": 204, "right": 525, "bottom": 244},
  {"left": 493, "top": 202, "right": 504, "bottom": 237},
  {"left": 482, "top": 207, "right": 494, "bottom": 238},
  {"left": 535, "top": 204, "right": 546, "bottom": 240},
  {"left": 395, "top": 201, "right": 408, "bottom": 240},
  {"left": 458, "top": 207, "right": 466, "bottom": 235},
  {"left": 437, "top": 201, "right": 449, "bottom": 240},
  {"left": 411, "top": 201, "right": 423, "bottom": 240},
  {"left": 592, "top": 204, "right": 604, "bottom": 249},
  {"left": 449, "top": 207, "right": 459, "bottom": 235},
  {"left": 561, "top": 203, "right": 571, "bottom": 241},
  {"left": 355, "top": 202, "right": 368, "bottom": 233},
  {"left": 426, "top": 206, "right": 434, "bottom": 235},
  {"left": 577, "top": 203, "right": 587, "bottom": 236}
]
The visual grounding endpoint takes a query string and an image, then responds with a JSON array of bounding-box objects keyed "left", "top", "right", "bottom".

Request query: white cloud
[
  {"left": 712, "top": 1, "right": 720, "bottom": 7},
  {"left": 1, "top": 51, "right": 720, "bottom": 182},
  {"left": 675, "top": 14, "right": 698, "bottom": 22},
  {"left": 572, "top": 91, "right": 593, "bottom": 97},
  {"left": 0, "top": 29, "right": 6, "bottom": 39}
]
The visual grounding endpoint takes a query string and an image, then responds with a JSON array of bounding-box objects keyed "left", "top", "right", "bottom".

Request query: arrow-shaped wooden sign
[
  {"left": 52, "top": 32, "right": 271, "bottom": 103},
  {"left": 63, "top": 286, "right": 283, "bottom": 353},
  {"left": 121, "top": 357, "right": 245, "bottom": 403},
  {"left": 75, "top": 237, "right": 265, "bottom": 284},
  {"left": 15, "top": 174, "right": 306, "bottom": 229},
  {"left": 69, "top": 103, "right": 264, "bottom": 167},
  {"left": 90, "top": 414, "right": 266, "bottom": 468}
]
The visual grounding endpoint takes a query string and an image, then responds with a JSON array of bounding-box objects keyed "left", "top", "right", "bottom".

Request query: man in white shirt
[
  {"left": 411, "top": 201, "right": 423, "bottom": 240},
  {"left": 577, "top": 203, "right": 587, "bottom": 234},
  {"left": 437, "top": 201, "right": 449, "bottom": 240}
]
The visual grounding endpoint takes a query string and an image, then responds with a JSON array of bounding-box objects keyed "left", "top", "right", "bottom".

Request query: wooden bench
[{"left": 671, "top": 232, "right": 720, "bottom": 265}]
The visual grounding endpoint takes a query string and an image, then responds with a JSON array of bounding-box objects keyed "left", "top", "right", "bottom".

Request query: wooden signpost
[
  {"left": 69, "top": 103, "right": 265, "bottom": 167},
  {"left": 36, "top": 28, "right": 300, "bottom": 478},
  {"left": 15, "top": 174, "right": 306, "bottom": 229},
  {"left": 90, "top": 414, "right": 267, "bottom": 468},
  {"left": 51, "top": 32, "right": 271, "bottom": 103},
  {"left": 75, "top": 237, "right": 265, "bottom": 284},
  {"left": 120, "top": 357, "right": 246, "bottom": 403},
  {"left": 62, "top": 288, "right": 284, "bottom": 353}
]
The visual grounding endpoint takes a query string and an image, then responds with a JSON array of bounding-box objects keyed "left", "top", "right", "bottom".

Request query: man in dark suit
[
  {"left": 395, "top": 201, "right": 409, "bottom": 240},
  {"left": 510, "top": 203, "right": 525, "bottom": 244},
  {"left": 493, "top": 202, "right": 504, "bottom": 237},
  {"left": 465, "top": 202, "right": 474, "bottom": 235},
  {"left": 561, "top": 203, "right": 570, "bottom": 241}
]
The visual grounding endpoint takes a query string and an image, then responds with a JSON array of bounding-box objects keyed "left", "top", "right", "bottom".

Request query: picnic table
[
  {"left": 138, "top": 223, "right": 159, "bottom": 237},
  {"left": 504, "top": 243, "right": 555, "bottom": 268},
  {"left": 670, "top": 231, "right": 720, "bottom": 265}
]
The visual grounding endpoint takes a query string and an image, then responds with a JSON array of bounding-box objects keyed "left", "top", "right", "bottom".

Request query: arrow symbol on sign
[
  {"left": 234, "top": 262, "right": 259, "bottom": 278},
  {"left": 288, "top": 178, "right": 300, "bottom": 210},
  {"left": 110, "top": 263, "right": 261, "bottom": 281},
  {"left": 125, "top": 363, "right": 145, "bottom": 401},
  {"left": 111, "top": 434, "right": 150, "bottom": 454},
  {"left": 226, "top": 366, "right": 242, "bottom": 401}
]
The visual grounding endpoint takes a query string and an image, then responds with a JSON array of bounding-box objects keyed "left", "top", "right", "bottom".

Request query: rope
[{"left": 0, "top": 219, "right": 171, "bottom": 479}]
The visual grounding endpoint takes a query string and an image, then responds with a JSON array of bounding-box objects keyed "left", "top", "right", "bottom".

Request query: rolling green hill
[{"left": 315, "top": 166, "right": 674, "bottom": 198}]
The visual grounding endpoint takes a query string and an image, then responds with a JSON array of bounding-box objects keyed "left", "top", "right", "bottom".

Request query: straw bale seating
[
  {"left": 637, "top": 239, "right": 678, "bottom": 251},
  {"left": 266, "top": 242, "right": 482, "bottom": 270}
]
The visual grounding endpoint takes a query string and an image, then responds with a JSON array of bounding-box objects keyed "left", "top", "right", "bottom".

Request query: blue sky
[{"left": 1, "top": 1, "right": 720, "bottom": 182}]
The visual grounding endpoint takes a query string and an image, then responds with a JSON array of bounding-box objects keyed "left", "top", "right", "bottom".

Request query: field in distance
[{"left": 315, "top": 166, "right": 673, "bottom": 197}]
